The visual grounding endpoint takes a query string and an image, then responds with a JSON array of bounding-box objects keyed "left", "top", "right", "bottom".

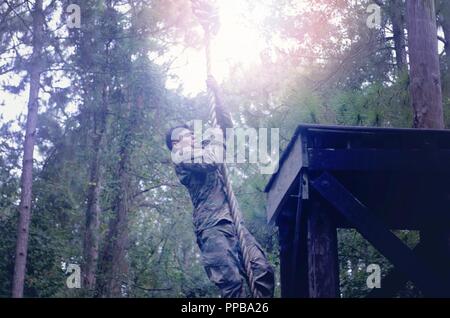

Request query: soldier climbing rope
[{"left": 191, "top": 0, "right": 264, "bottom": 298}]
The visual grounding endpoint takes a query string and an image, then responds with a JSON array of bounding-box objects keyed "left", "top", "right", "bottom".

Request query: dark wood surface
[
  {"left": 266, "top": 134, "right": 304, "bottom": 223},
  {"left": 311, "top": 172, "right": 450, "bottom": 297},
  {"left": 307, "top": 199, "right": 340, "bottom": 298},
  {"left": 266, "top": 124, "right": 450, "bottom": 298}
]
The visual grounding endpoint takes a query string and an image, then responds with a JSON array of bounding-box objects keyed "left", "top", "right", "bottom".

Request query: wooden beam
[
  {"left": 308, "top": 149, "right": 450, "bottom": 172},
  {"left": 266, "top": 135, "right": 305, "bottom": 224},
  {"left": 367, "top": 232, "right": 450, "bottom": 297},
  {"left": 307, "top": 199, "right": 340, "bottom": 298},
  {"left": 366, "top": 243, "right": 424, "bottom": 298},
  {"left": 311, "top": 172, "right": 450, "bottom": 297},
  {"left": 304, "top": 127, "right": 444, "bottom": 150}
]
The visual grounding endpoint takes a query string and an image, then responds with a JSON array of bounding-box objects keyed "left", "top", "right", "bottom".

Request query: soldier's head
[{"left": 165, "top": 124, "right": 194, "bottom": 152}]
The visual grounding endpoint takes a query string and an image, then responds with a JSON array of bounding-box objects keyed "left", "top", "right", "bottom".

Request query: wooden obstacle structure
[{"left": 265, "top": 124, "right": 450, "bottom": 297}]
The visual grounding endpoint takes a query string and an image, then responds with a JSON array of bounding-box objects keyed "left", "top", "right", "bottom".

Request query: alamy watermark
[
  {"left": 366, "top": 263, "right": 381, "bottom": 289},
  {"left": 366, "top": 3, "right": 381, "bottom": 29},
  {"left": 66, "top": 4, "right": 81, "bottom": 29},
  {"left": 170, "top": 120, "right": 279, "bottom": 175},
  {"left": 65, "top": 263, "right": 81, "bottom": 289}
]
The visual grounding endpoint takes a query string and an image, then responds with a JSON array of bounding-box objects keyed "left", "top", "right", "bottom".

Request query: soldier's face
[{"left": 173, "top": 130, "right": 194, "bottom": 150}]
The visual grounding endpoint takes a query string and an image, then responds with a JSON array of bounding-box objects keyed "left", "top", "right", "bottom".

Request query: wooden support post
[
  {"left": 278, "top": 211, "right": 296, "bottom": 297},
  {"left": 291, "top": 181, "right": 309, "bottom": 297},
  {"left": 307, "top": 199, "right": 340, "bottom": 298},
  {"left": 311, "top": 172, "right": 450, "bottom": 297},
  {"left": 419, "top": 229, "right": 450, "bottom": 297}
]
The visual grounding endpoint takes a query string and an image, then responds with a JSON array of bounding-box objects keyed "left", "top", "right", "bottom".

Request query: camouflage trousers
[{"left": 196, "top": 220, "right": 275, "bottom": 298}]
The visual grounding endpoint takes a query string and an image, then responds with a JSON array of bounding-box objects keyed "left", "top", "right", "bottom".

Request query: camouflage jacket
[
  {"left": 175, "top": 100, "right": 234, "bottom": 234},
  {"left": 175, "top": 145, "right": 233, "bottom": 234}
]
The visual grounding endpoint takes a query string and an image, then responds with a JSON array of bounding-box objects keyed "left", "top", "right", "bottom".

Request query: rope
[{"left": 192, "top": 2, "right": 261, "bottom": 298}]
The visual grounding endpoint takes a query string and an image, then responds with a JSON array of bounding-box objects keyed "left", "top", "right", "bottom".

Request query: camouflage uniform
[{"left": 175, "top": 141, "right": 275, "bottom": 298}]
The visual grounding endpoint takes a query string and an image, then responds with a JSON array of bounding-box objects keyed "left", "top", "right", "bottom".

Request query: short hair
[{"left": 165, "top": 124, "right": 192, "bottom": 151}]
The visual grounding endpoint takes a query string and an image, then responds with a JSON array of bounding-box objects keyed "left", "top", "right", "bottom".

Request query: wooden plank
[
  {"left": 308, "top": 149, "right": 450, "bottom": 172},
  {"left": 306, "top": 129, "right": 441, "bottom": 151},
  {"left": 266, "top": 124, "right": 450, "bottom": 191},
  {"left": 266, "top": 135, "right": 305, "bottom": 224},
  {"left": 307, "top": 200, "right": 340, "bottom": 298},
  {"left": 311, "top": 172, "right": 450, "bottom": 297},
  {"left": 298, "top": 123, "right": 450, "bottom": 136}
]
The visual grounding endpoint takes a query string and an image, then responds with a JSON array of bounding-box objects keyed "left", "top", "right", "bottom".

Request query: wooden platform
[{"left": 265, "top": 124, "right": 450, "bottom": 297}]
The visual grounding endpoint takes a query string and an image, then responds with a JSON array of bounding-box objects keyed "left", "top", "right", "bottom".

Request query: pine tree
[{"left": 12, "top": 0, "right": 45, "bottom": 298}]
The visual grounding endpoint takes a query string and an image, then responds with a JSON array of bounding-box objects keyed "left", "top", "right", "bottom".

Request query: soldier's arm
[
  {"left": 176, "top": 148, "right": 218, "bottom": 174},
  {"left": 175, "top": 165, "right": 191, "bottom": 186}
]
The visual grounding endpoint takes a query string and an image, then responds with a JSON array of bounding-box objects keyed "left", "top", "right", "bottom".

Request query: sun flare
[
  {"left": 168, "top": 0, "right": 270, "bottom": 95},
  {"left": 211, "top": 0, "right": 267, "bottom": 77}
]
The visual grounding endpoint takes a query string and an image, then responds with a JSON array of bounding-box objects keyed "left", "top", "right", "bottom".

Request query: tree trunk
[
  {"left": 12, "top": 0, "right": 44, "bottom": 298},
  {"left": 97, "top": 90, "right": 140, "bottom": 297},
  {"left": 82, "top": 84, "right": 108, "bottom": 292},
  {"left": 99, "top": 137, "right": 132, "bottom": 297},
  {"left": 389, "top": 1, "right": 407, "bottom": 71},
  {"left": 408, "top": 1, "right": 449, "bottom": 290},
  {"left": 106, "top": 151, "right": 131, "bottom": 297},
  {"left": 406, "top": 0, "right": 444, "bottom": 129}
]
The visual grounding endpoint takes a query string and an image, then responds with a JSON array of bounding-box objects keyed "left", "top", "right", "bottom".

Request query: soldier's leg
[
  {"left": 197, "top": 222, "right": 247, "bottom": 298},
  {"left": 240, "top": 225, "right": 275, "bottom": 298}
]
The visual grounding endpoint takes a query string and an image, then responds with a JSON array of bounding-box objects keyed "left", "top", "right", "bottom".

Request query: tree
[
  {"left": 71, "top": 0, "right": 110, "bottom": 293},
  {"left": 12, "top": 0, "right": 45, "bottom": 298},
  {"left": 406, "top": 0, "right": 444, "bottom": 129},
  {"left": 387, "top": 0, "right": 407, "bottom": 72}
]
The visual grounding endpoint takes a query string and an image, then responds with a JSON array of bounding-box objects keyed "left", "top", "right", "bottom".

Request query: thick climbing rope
[{"left": 191, "top": 0, "right": 261, "bottom": 298}]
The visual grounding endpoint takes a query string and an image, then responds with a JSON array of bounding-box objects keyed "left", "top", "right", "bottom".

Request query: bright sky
[
  {"left": 0, "top": 75, "right": 28, "bottom": 123},
  {"left": 165, "top": 0, "right": 270, "bottom": 95}
]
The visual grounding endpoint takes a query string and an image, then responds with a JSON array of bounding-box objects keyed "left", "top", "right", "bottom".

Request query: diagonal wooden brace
[{"left": 311, "top": 172, "right": 450, "bottom": 297}]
